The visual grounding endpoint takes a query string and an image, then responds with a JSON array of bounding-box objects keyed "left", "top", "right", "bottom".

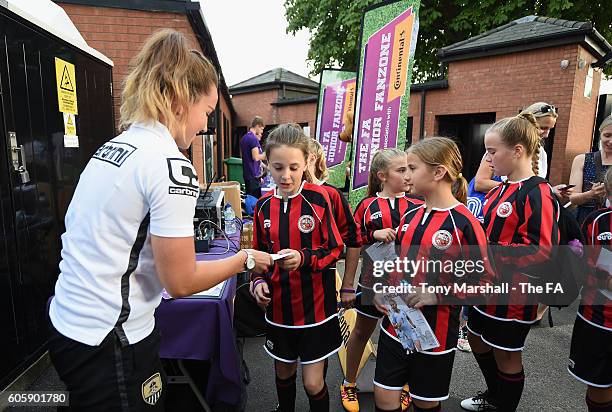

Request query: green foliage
[{"left": 284, "top": 0, "right": 612, "bottom": 81}]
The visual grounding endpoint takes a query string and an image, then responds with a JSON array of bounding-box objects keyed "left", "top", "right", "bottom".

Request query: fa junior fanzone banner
[
  {"left": 348, "top": 0, "right": 420, "bottom": 209},
  {"left": 315, "top": 69, "right": 357, "bottom": 189}
]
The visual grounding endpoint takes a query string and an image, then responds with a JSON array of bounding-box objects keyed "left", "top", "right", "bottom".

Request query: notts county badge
[
  {"left": 142, "top": 372, "right": 163, "bottom": 406},
  {"left": 298, "top": 215, "right": 315, "bottom": 233},
  {"left": 432, "top": 230, "right": 453, "bottom": 250},
  {"left": 496, "top": 201, "right": 513, "bottom": 218}
]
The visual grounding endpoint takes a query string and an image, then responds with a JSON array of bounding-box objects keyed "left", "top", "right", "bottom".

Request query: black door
[
  {"left": 437, "top": 113, "right": 497, "bottom": 180},
  {"left": 0, "top": 8, "right": 114, "bottom": 388},
  {"left": 0, "top": 42, "right": 23, "bottom": 385}
]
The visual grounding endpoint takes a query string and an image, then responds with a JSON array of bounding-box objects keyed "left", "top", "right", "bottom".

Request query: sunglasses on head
[
  {"left": 534, "top": 104, "right": 558, "bottom": 115},
  {"left": 518, "top": 105, "right": 559, "bottom": 115}
]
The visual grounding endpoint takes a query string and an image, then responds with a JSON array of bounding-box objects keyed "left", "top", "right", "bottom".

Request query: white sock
[{"left": 343, "top": 379, "right": 354, "bottom": 386}]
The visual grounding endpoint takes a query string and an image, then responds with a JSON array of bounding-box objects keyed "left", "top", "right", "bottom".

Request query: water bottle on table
[{"left": 224, "top": 204, "right": 236, "bottom": 235}]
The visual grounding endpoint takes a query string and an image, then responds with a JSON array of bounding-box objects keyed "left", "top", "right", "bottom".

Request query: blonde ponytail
[
  {"left": 307, "top": 139, "right": 329, "bottom": 181},
  {"left": 487, "top": 113, "right": 541, "bottom": 174},
  {"left": 120, "top": 29, "right": 218, "bottom": 138},
  {"left": 452, "top": 175, "right": 469, "bottom": 205}
]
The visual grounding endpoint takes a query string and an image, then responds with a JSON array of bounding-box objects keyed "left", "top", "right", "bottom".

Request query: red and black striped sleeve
[
  {"left": 252, "top": 198, "right": 269, "bottom": 252},
  {"left": 324, "top": 184, "right": 361, "bottom": 248},
  {"left": 446, "top": 211, "right": 498, "bottom": 303},
  {"left": 582, "top": 209, "right": 612, "bottom": 289},
  {"left": 354, "top": 197, "right": 375, "bottom": 245},
  {"left": 497, "top": 183, "right": 559, "bottom": 267},
  {"left": 251, "top": 197, "right": 271, "bottom": 282},
  {"left": 354, "top": 197, "right": 372, "bottom": 245},
  {"left": 298, "top": 189, "right": 345, "bottom": 271}
]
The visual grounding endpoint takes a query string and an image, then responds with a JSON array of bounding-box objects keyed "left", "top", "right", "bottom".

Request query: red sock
[
  {"left": 307, "top": 383, "right": 329, "bottom": 412},
  {"left": 496, "top": 369, "right": 525, "bottom": 412}
]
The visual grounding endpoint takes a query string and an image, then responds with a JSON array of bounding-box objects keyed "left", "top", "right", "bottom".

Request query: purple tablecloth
[{"left": 155, "top": 234, "right": 241, "bottom": 407}]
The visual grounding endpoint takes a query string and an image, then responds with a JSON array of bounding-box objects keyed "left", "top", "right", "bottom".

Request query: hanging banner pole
[
  {"left": 348, "top": 0, "right": 420, "bottom": 208},
  {"left": 315, "top": 69, "right": 357, "bottom": 188}
]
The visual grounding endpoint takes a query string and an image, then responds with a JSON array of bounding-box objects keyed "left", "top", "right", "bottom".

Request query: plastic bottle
[{"left": 224, "top": 203, "right": 236, "bottom": 235}]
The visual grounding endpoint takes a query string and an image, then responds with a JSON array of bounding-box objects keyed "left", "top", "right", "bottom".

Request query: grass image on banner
[
  {"left": 315, "top": 69, "right": 357, "bottom": 188},
  {"left": 348, "top": 0, "right": 420, "bottom": 209}
]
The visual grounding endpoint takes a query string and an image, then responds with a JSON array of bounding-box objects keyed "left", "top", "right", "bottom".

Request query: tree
[{"left": 284, "top": 0, "right": 612, "bottom": 81}]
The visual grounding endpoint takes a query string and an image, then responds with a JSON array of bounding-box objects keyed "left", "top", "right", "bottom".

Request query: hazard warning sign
[
  {"left": 63, "top": 113, "right": 79, "bottom": 148},
  {"left": 55, "top": 57, "right": 78, "bottom": 114},
  {"left": 63, "top": 113, "right": 76, "bottom": 136}
]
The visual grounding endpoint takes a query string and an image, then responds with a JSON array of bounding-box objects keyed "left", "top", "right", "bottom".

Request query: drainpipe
[{"left": 419, "top": 90, "right": 426, "bottom": 140}]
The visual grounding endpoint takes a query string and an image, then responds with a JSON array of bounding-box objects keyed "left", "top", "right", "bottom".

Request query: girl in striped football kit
[
  {"left": 342, "top": 148, "right": 423, "bottom": 412},
  {"left": 462, "top": 113, "right": 560, "bottom": 412},
  {"left": 251, "top": 124, "right": 345, "bottom": 412},
  {"left": 567, "top": 166, "right": 612, "bottom": 412},
  {"left": 306, "top": 137, "right": 362, "bottom": 385},
  {"left": 373, "top": 137, "right": 496, "bottom": 412}
]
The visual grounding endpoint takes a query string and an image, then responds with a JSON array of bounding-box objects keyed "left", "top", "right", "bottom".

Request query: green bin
[{"left": 223, "top": 157, "right": 244, "bottom": 185}]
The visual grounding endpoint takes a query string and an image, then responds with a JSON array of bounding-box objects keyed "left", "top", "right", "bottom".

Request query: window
[{"left": 202, "top": 134, "right": 215, "bottom": 183}]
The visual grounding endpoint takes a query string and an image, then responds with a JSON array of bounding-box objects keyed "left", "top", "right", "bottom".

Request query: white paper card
[
  {"left": 365, "top": 241, "right": 398, "bottom": 263},
  {"left": 271, "top": 252, "right": 292, "bottom": 261},
  {"left": 63, "top": 134, "right": 79, "bottom": 148},
  {"left": 595, "top": 247, "right": 612, "bottom": 275}
]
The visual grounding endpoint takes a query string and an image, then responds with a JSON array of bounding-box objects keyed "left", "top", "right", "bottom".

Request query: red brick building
[
  {"left": 406, "top": 16, "right": 611, "bottom": 184},
  {"left": 56, "top": 0, "right": 236, "bottom": 182},
  {"left": 229, "top": 68, "right": 318, "bottom": 155}
]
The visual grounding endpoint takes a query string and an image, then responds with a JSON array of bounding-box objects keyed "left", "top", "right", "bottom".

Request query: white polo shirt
[{"left": 50, "top": 122, "right": 198, "bottom": 346}]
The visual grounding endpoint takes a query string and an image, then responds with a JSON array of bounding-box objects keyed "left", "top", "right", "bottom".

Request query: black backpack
[{"left": 513, "top": 177, "right": 587, "bottom": 311}]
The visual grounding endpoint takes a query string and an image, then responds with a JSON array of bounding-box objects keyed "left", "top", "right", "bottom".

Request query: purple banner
[
  {"left": 353, "top": 7, "right": 415, "bottom": 189},
  {"left": 318, "top": 78, "right": 356, "bottom": 167}
]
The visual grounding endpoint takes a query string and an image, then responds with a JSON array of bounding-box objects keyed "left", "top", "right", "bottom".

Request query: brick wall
[
  {"left": 58, "top": 3, "right": 234, "bottom": 182},
  {"left": 232, "top": 89, "right": 317, "bottom": 136},
  {"left": 406, "top": 44, "right": 602, "bottom": 183}
]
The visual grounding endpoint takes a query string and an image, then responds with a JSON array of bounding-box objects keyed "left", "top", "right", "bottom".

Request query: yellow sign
[
  {"left": 55, "top": 57, "right": 78, "bottom": 114},
  {"left": 63, "top": 113, "right": 76, "bottom": 136},
  {"left": 388, "top": 12, "right": 414, "bottom": 102},
  {"left": 342, "top": 80, "right": 356, "bottom": 126}
]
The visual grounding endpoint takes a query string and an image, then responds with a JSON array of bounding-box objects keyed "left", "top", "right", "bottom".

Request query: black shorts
[
  {"left": 48, "top": 324, "right": 165, "bottom": 411},
  {"left": 264, "top": 316, "right": 342, "bottom": 364},
  {"left": 354, "top": 285, "right": 383, "bottom": 319},
  {"left": 374, "top": 329, "right": 456, "bottom": 402},
  {"left": 568, "top": 315, "right": 612, "bottom": 387},
  {"left": 467, "top": 307, "right": 532, "bottom": 351}
]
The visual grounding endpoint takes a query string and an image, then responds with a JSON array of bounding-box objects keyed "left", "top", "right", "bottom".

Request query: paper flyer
[
  {"left": 383, "top": 293, "right": 439, "bottom": 352},
  {"left": 365, "top": 241, "right": 398, "bottom": 263}
]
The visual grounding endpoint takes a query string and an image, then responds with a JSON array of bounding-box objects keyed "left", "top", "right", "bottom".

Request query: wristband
[
  {"left": 252, "top": 279, "right": 266, "bottom": 293},
  {"left": 340, "top": 288, "right": 356, "bottom": 294}
]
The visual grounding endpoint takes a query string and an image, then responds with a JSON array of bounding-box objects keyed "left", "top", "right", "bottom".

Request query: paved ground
[
  {"left": 241, "top": 303, "right": 585, "bottom": 412},
  {"left": 10, "top": 300, "right": 585, "bottom": 412}
]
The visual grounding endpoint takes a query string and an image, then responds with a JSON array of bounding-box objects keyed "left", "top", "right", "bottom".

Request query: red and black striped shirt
[
  {"left": 382, "top": 203, "right": 496, "bottom": 352},
  {"left": 252, "top": 181, "right": 344, "bottom": 328},
  {"left": 354, "top": 193, "right": 424, "bottom": 288},
  {"left": 580, "top": 208, "right": 612, "bottom": 330},
  {"left": 477, "top": 176, "right": 559, "bottom": 322},
  {"left": 320, "top": 182, "right": 361, "bottom": 248}
]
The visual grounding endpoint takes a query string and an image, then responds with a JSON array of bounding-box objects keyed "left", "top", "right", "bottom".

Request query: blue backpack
[{"left": 466, "top": 176, "right": 502, "bottom": 222}]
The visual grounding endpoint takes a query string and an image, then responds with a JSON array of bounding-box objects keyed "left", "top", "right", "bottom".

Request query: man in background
[{"left": 240, "top": 116, "right": 266, "bottom": 198}]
